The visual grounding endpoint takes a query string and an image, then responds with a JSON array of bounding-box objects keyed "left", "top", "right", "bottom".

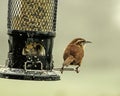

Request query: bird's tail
[{"left": 63, "top": 55, "right": 75, "bottom": 66}]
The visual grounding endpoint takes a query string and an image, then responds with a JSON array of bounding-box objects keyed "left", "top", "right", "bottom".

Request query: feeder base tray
[{"left": 0, "top": 66, "right": 60, "bottom": 81}]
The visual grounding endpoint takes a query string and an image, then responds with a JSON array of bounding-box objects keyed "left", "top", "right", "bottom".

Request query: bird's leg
[
  {"left": 60, "top": 65, "right": 64, "bottom": 74},
  {"left": 75, "top": 65, "right": 80, "bottom": 73}
]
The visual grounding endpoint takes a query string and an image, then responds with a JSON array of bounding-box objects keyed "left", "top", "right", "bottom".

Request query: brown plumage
[{"left": 61, "top": 38, "right": 91, "bottom": 73}]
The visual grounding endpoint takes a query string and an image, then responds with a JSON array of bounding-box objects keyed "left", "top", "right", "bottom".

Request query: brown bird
[{"left": 61, "top": 38, "right": 91, "bottom": 73}]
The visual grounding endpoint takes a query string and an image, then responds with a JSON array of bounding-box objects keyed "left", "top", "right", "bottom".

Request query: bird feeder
[{"left": 0, "top": 0, "right": 60, "bottom": 81}]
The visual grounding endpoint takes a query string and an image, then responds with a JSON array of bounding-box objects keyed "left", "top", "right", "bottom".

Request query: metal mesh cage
[{"left": 8, "top": 0, "right": 58, "bottom": 32}]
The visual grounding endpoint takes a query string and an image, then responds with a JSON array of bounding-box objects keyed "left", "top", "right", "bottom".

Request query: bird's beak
[{"left": 85, "top": 41, "right": 92, "bottom": 43}]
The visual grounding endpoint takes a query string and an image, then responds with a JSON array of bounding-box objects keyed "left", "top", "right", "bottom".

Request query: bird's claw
[
  {"left": 60, "top": 68, "right": 64, "bottom": 74},
  {"left": 75, "top": 69, "right": 79, "bottom": 73}
]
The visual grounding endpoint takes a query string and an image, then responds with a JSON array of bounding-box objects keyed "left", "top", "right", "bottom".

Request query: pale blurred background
[{"left": 0, "top": 0, "right": 120, "bottom": 96}]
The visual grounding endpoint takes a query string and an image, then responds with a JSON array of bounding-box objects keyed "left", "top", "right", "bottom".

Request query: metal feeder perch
[{"left": 0, "top": 0, "right": 60, "bottom": 81}]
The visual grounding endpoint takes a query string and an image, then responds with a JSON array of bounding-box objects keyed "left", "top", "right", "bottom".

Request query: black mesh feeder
[{"left": 0, "top": 0, "right": 60, "bottom": 81}]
